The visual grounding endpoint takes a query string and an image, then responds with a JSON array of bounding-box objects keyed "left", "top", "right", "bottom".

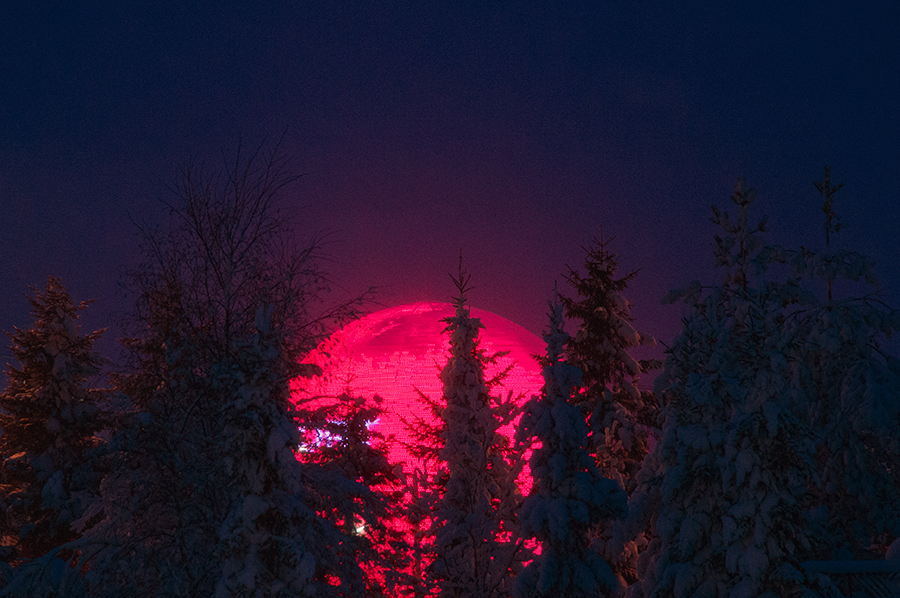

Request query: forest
[{"left": 1, "top": 151, "right": 898, "bottom": 598}]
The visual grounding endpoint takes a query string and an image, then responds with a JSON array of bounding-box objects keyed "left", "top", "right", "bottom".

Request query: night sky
[{"left": 2, "top": 2, "right": 898, "bottom": 365}]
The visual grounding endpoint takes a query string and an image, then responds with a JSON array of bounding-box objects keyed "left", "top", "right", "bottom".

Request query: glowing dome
[{"left": 295, "top": 302, "right": 545, "bottom": 475}]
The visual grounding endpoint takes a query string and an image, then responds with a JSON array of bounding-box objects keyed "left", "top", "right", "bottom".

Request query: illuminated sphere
[{"left": 296, "top": 302, "right": 545, "bottom": 476}]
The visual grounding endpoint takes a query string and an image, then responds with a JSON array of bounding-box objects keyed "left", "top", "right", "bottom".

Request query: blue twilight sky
[{"left": 1, "top": 1, "right": 898, "bottom": 365}]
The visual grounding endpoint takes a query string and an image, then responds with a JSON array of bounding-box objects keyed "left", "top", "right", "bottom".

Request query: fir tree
[
  {"left": 0, "top": 276, "right": 105, "bottom": 563},
  {"left": 403, "top": 360, "right": 526, "bottom": 598},
  {"left": 560, "top": 235, "right": 658, "bottom": 490},
  {"left": 778, "top": 168, "right": 900, "bottom": 559},
  {"left": 514, "top": 300, "right": 626, "bottom": 598},
  {"left": 559, "top": 236, "right": 659, "bottom": 584},
  {"left": 636, "top": 180, "right": 830, "bottom": 598},
  {"left": 214, "top": 306, "right": 364, "bottom": 597},
  {"left": 429, "top": 261, "right": 526, "bottom": 598}
]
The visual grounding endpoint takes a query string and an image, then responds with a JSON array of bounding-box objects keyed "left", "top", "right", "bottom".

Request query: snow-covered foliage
[
  {"left": 775, "top": 169, "right": 900, "bottom": 559},
  {"left": 560, "top": 238, "right": 658, "bottom": 468},
  {"left": 0, "top": 277, "right": 106, "bottom": 564},
  {"left": 402, "top": 360, "right": 524, "bottom": 596},
  {"left": 5, "top": 165, "right": 896, "bottom": 596},
  {"left": 68, "top": 279, "right": 226, "bottom": 596},
  {"left": 514, "top": 301, "right": 626, "bottom": 598},
  {"left": 214, "top": 306, "right": 365, "bottom": 597},
  {"left": 60, "top": 146, "right": 375, "bottom": 597},
  {"left": 632, "top": 180, "right": 831, "bottom": 598},
  {"left": 430, "top": 264, "right": 526, "bottom": 598},
  {"left": 559, "top": 238, "right": 659, "bottom": 585},
  {"left": 792, "top": 298, "right": 900, "bottom": 559},
  {"left": 75, "top": 308, "right": 371, "bottom": 597},
  {"left": 0, "top": 554, "right": 90, "bottom": 598}
]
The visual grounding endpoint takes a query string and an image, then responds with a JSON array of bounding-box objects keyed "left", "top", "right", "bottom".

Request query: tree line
[{"left": 1, "top": 151, "right": 898, "bottom": 597}]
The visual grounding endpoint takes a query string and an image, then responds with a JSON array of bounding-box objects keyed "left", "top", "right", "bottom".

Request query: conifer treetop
[
  {"left": 0, "top": 275, "right": 106, "bottom": 564},
  {"left": 814, "top": 166, "right": 844, "bottom": 255},
  {"left": 559, "top": 233, "right": 653, "bottom": 398},
  {"left": 0, "top": 276, "right": 105, "bottom": 458}
]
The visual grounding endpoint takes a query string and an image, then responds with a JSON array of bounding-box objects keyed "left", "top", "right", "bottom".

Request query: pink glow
[{"left": 294, "top": 301, "right": 544, "bottom": 482}]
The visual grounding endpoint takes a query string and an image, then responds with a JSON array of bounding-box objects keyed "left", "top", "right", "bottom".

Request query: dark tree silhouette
[
  {"left": 72, "top": 140, "right": 374, "bottom": 597},
  {"left": 0, "top": 277, "right": 106, "bottom": 563}
]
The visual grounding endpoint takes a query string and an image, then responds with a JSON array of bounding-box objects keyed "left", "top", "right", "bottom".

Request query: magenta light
[{"left": 294, "top": 302, "right": 544, "bottom": 482}]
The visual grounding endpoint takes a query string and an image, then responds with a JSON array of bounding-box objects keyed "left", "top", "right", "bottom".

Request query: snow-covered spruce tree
[
  {"left": 777, "top": 168, "right": 900, "bottom": 560},
  {"left": 514, "top": 300, "right": 627, "bottom": 598},
  {"left": 559, "top": 236, "right": 659, "bottom": 584},
  {"left": 74, "top": 141, "right": 371, "bottom": 596},
  {"left": 0, "top": 277, "right": 105, "bottom": 563},
  {"left": 513, "top": 304, "right": 627, "bottom": 598},
  {"left": 214, "top": 306, "right": 366, "bottom": 597},
  {"left": 404, "top": 365, "right": 526, "bottom": 597},
  {"left": 637, "top": 180, "right": 830, "bottom": 598},
  {"left": 429, "top": 264, "right": 526, "bottom": 598},
  {"left": 560, "top": 236, "right": 658, "bottom": 489}
]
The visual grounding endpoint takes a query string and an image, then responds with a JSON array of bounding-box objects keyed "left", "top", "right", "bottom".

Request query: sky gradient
[{"left": 1, "top": 2, "right": 898, "bottom": 364}]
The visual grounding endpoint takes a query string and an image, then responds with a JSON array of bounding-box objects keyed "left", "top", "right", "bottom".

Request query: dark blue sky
[{"left": 1, "top": 1, "right": 898, "bottom": 362}]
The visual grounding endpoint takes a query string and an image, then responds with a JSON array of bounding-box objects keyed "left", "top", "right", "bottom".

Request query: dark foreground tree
[
  {"left": 776, "top": 169, "right": 900, "bottom": 560},
  {"left": 560, "top": 235, "right": 658, "bottom": 492},
  {"left": 559, "top": 236, "right": 659, "bottom": 585},
  {"left": 429, "top": 264, "right": 527, "bottom": 598},
  {"left": 58, "top": 140, "right": 372, "bottom": 597},
  {"left": 632, "top": 180, "right": 831, "bottom": 598},
  {"left": 0, "top": 277, "right": 105, "bottom": 564},
  {"left": 214, "top": 306, "right": 365, "bottom": 596},
  {"left": 514, "top": 301, "right": 626, "bottom": 598}
]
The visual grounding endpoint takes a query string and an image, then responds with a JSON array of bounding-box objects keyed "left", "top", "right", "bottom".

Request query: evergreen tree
[
  {"left": 559, "top": 236, "right": 659, "bottom": 584},
  {"left": 401, "top": 387, "right": 450, "bottom": 598},
  {"left": 403, "top": 361, "right": 526, "bottom": 598},
  {"left": 429, "top": 263, "right": 526, "bottom": 598},
  {"left": 514, "top": 300, "right": 626, "bottom": 598},
  {"left": 560, "top": 236, "right": 658, "bottom": 490},
  {"left": 636, "top": 180, "right": 829, "bottom": 598},
  {"left": 777, "top": 168, "right": 900, "bottom": 559},
  {"left": 72, "top": 141, "right": 372, "bottom": 596},
  {"left": 0, "top": 277, "right": 105, "bottom": 563},
  {"left": 214, "top": 306, "right": 364, "bottom": 597},
  {"left": 295, "top": 386, "right": 409, "bottom": 596}
]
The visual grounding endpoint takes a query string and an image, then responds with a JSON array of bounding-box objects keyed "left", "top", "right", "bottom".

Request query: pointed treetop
[
  {"left": 814, "top": 165, "right": 844, "bottom": 252},
  {"left": 710, "top": 178, "right": 768, "bottom": 292},
  {"left": 444, "top": 252, "right": 484, "bottom": 363},
  {"left": 449, "top": 251, "right": 473, "bottom": 315},
  {"left": 5, "top": 275, "right": 104, "bottom": 386}
]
